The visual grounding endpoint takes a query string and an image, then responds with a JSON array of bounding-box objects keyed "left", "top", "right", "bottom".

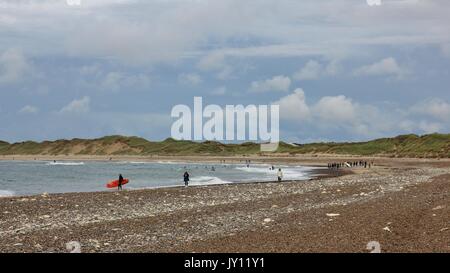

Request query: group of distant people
[
  {"left": 244, "top": 160, "right": 251, "bottom": 168},
  {"left": 328, "top": 160, "right": 373, "bottom": 170},
  {"left": 268, "top": 165, "right": 283, "bottom": 181}
]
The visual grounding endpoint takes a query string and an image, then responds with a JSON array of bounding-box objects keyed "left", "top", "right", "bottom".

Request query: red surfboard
[{"left": 106, "top": 178, "right": 129, "bottom": 188}]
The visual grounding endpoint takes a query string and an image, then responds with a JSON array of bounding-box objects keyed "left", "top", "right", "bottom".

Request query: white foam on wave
[
  {"left": 236, "top": 166, "right": 309, "bottom": 180},
  {"left": 189, "top": 176, "right": 231, "bottom": 186},
  {"left": 156, "top": 161, "right": 181, "bottom": 165},
  {"left": 156, "top": 161, "right": 224, "bottom": 166},
  {"left": 0, "top": 190, "right": 15, "bottom": 197},
  {"left": 116, "top": 161, "right": 152, "bottom": 165},
  {"left": 236, "top": 166, "right": 276, "bottom": 175},
  {"left": 281, "top": 169, "right": 309, "bottom": 180},
  {"left": 46, "top": 162, "right": 85, "bottom": 166}
]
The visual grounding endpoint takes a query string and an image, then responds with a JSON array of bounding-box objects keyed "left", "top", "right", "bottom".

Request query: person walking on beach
[
  {"left": 118, "top": 174, "right": 124, "bottom": 191},
  {"left": 183, "top": 171, "right": 190, "bottom": 187},
  {"left": 277, "top": 168, "right": 283, "bottom": 182}
]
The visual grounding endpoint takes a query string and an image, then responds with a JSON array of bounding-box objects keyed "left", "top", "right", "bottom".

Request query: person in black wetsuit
[
  {"left": 183, "top": 171, "right": 190, "bottom": 187},
  {"left": 118, "top": 174, "right": 124, "bottom": 191}
]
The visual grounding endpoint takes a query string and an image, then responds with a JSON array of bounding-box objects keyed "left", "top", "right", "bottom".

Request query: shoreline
[
  {"left": 0, "top": 165, "right": 342, "bottom": 199},
  {"left": 0, "top": 158, "right": 448, "bottom": 253}
]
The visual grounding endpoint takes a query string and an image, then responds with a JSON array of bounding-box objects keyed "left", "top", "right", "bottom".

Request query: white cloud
[
  {"left": 410, "top": 98, "right": 450, "bottom": 121},
  {"left": 0, "top": 49, "right": 32, "bottom": 84},
  {"left": 178, "top": 73, "right": 202, "bottom": 86},
  {"left": 1, "top": 0, "right": 450, "bottom": 66},
  {"left": 313, "top": 95, "right": 357, "bottom": 122},
  {"left": 273, "top": 88, "right": 310, "bottom": 121},
  {"left": 293, "top": 60, "right": 322, "bottom": 80},
  {"left": 100, "top": 72, "right": 150, "bottom": 91},
  {"left": 250, "top": 75, "right": 291, "bottom": 93},
  {"left": 325, "top": 60, "right": 341, "bottom": 76},
  {"left": 275, "top": 89, "right": 399, "bottom": 138},
  {"left": 418, "top": 121, "right": 443, "bottom": 134},
  {"left": 78, "top": 65, "right": 151, "bottom": 92},
  {"left": 60, "top": 96, "right": 90, "bottom": 114},
  {"left": 293, "top": 60, "right": 341, "bottom": 81},
  {"left": 197, "top": 52, "right": 233, "bottom": 80},
  {"left": 276, "top": 88, "right": 450, "bottom": 139},
  {"left": 366, "top": 0, "right": 382, "bottom": 7},
  {"left": 101, "top": 72, "right": 122, "bottom": 91},
  {"left": 19, "top": 105, "right": 39, "bottom": 114},
  {"left": 353, "top": 57, "right": 407, "bottom": 78},
  {"left": 275, "top": 91, "right": 355, "bottom": 124}
]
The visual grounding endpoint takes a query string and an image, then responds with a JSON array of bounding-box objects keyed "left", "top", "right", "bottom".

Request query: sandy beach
[{"left": 0, "top": 157, "right": 448, "bottom": 253}]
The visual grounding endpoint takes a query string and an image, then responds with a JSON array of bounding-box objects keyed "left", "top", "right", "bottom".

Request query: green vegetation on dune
[
  {"left": 0, "top": 133, "right": 448, "bottom": 158},
  {"left": 0, "top": 141, "right": 9, "bottom": 154},
  {"left": 292, "top": 133, "right": 450, "bottom": 158}
]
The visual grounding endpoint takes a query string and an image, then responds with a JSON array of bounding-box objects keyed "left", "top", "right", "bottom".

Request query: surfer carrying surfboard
[
  {"left": 106, "top": 176, "right": 129, "bottom": 189},
  {"left": 118, "top": 174, "right": 124, "bottom": 191}
]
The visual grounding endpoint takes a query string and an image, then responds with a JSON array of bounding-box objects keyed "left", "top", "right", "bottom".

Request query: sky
[{"left": 0, "top": 0, "right": 449, "bottom": 143}]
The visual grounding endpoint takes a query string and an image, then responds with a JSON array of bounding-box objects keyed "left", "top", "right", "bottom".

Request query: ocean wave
[
  {"left": 189, "top": 176, "right": 231, "bottom": 186},
  {"left": 236, "top": 166, "right": 308, "bottom": 180},
  {"left": 236, "top": 166, "right": 276, "bottom": 175},
  {"left": 116, "top": 161, "right": 152, "bottom": 165},
  {"left": 281, "top": 169, "right": 308, "bottom": 180},
  {"left": 0, "top": 190, "right": 15, "bottom": 197},
  {"left": 46, "top": 162, "right": 85, "bottom": 166},
  {"left": 156, "top": 161, "right": 181, "bottom": 165}
]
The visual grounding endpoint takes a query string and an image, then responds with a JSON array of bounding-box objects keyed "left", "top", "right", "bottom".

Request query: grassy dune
[
  {"left": 0, "top": 133, "right": 449, "bottom": 158},
  {"left": 291, "top": 134, "right": 450, "bottom": 158}
]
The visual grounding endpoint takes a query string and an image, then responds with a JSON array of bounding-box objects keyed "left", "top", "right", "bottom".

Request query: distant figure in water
[
  {"left": 118, "top": 174, "right": 124, "bottom": 191},
  {"left": 183, "top": 171, "right": 190, "bottom": 187},
  {"left": 277, "top": 168, "right": 283, "bottom": 182},
  {"left": 211, "top": 166, "right": 215, "bottom": 172},
  {"left": 54, "top": 160, "right": 56, "bottom": 163}
]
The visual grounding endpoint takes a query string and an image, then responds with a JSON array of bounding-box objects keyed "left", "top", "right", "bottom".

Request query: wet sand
[{"left": 0, "top": 158, "right": 448, "bottom": 253}]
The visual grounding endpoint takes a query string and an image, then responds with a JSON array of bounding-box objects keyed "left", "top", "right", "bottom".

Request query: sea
[{"left": 0, "top": 160, "right": 319, "bottom": 197}]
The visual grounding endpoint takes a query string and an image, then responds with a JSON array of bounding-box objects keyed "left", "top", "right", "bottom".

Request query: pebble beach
[{"left": 0, "top": 157, "right": 449, "bottom": 253}]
